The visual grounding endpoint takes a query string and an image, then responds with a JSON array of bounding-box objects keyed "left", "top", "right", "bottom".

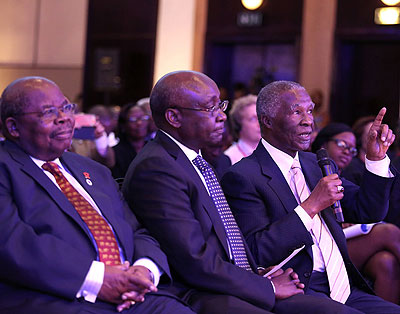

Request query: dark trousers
[{"left": 275, "top": 271, "right": 400, "bottom": 314}]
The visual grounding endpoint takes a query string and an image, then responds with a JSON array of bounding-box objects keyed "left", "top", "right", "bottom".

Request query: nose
[
  {"left": 56, "top": 108, "right": 72, "bottom": 124},
  {"left": 301, "top": 112, "right": 313, "bottom": 126},
  {"left": 216, "top": 109, "right": 227, "bottom": 122}
]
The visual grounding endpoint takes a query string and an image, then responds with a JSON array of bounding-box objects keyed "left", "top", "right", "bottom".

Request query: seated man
[
  {"left": 221, "top": 80, "right": 400, "bottom": 313},
  {"left": 0, "top": 76, "right": 193, "bottom": 314},
  {"left": 121, "top": 70, "right": 333, "bottom": 314}
]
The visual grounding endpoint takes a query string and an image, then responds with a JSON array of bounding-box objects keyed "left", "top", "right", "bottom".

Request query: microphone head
[{"left": 316, "top": 148, "right": 330, "bottom": 166}]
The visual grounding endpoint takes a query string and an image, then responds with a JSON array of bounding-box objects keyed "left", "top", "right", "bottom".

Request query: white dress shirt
[
  {"left": 261, "top": 139, "right": 392, "bottom": 272},
  {"left": 31, "top": 157, "right": 161, "bottom": 303}
]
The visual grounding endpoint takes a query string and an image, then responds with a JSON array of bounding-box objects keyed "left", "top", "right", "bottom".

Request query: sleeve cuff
[
  {"left": 76, "top": 261, "right": 105, "bottom": 303},
  {"left": 133, "top": 258, "right": 163, "bottom": 286},
  {"left": 294, "top": 205, "right": 314, "bottom": 232},
  {"left": 365, "top": 154, "right": 393, "bottom": 178},
  {"left": 94, "top": 133, "right": 109, "bottom": 157}
]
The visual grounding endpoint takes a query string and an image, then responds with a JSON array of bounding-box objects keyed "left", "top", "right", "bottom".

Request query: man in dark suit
[
  {"left": 221, "top": 80, "right": 400, "bottom": 313},
  {"left": 0, "top": 76, "right": 194, "bottom": 314},
  {"left": 121, "top": 70, "right": 340, "bottom": 314}
]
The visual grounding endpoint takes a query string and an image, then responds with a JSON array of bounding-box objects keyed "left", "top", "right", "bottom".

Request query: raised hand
[{"left": 366, "top": 107, "right": 396, "bottom": 161}]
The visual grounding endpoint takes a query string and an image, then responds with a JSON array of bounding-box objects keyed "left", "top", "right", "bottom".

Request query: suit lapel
[
  {"left": 60, "top": 153, "right": 133, "bottom": 257},
  {"left": 254, "top": 143, "right": 299, "bottom": 214},
  {"left": 155, "top": 132, "right": 231, "bottom": 258},
  {"left": 6, "top": 142, "right": 89, "bottom": 233}
]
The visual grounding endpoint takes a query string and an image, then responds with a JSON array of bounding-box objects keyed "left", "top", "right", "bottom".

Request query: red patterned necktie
[
  {"left": 42, "top": 161, "right": 121, "bottom": 266},
  {"left": 291, "top": 159, "right": 350, "bottom": 303}
]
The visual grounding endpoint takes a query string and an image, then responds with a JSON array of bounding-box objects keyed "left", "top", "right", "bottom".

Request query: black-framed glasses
[
  {"left": 173, "top": 100, "right": 229, "bottom": 115},
  {"left": 128, "top": 115, "right": 150, "bottom": 123},
  {"left": 329, "top": 138, "right": 358, "bottom": 157},
  {"left": 16, "top": 103, "right": 76, "bottom": 121}
]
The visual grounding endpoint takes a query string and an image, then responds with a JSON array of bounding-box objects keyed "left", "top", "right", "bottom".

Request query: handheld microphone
[{"left": 316, "top": 148, "right": 344, "bottom": 223}]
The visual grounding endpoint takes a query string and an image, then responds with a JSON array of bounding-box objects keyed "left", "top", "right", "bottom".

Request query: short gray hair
[{"left": 256, "top": 81, "right": 305, "bottom": 124}]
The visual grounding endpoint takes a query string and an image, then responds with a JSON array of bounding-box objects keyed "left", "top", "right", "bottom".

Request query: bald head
[
  {"left": 1, "top": 77, "right": 59, "bottom": 129},
  {"left": 1, "top": 76, "right": 74, "bottom": 160},
  {"left": 150, "top": 71, "right": 218, "bottom": 128}
]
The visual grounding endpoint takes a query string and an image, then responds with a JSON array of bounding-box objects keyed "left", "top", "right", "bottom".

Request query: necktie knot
[
  {"left": 291, "top": 158, "right": 301, "bottom": 170},
  {"left": 192, "top": 155, "right": 209, "bottom": 172},
  {"left": 42, "top": 161, "right": 62, "bottom": 178}
]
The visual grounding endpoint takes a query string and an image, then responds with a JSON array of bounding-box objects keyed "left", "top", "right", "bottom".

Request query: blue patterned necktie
[{"left": 192, "top": 155, "right": 252, "bottom": 272}]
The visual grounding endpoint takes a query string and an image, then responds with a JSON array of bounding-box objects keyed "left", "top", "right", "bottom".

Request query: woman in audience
[
  {"left": 312, "top": 122, "right": 400, "bottom": 304},
  {"left": 224, "top": 94, "right": 261, "bottom": 165},
  {"left": 111, "top": 103, "right": 149, "bottom": 179}
]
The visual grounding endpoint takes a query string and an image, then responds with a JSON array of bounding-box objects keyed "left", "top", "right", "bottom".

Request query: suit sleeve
[
  {"left": 221, "top": 169, "right": 314, "bottom": 266},
  {"left": 0, "top": 162, "right": 94, "bottom": 299},
  {"left": 123, "top": 156, "right": 276, "bottom": 311}
]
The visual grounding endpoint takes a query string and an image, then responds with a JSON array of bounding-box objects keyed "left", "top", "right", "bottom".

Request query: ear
[
  {"left": 261, "top": 115, "right": 272, "bottom": 129},
  {"left": 165, "top": 108, "right": 182, "bottom": 128},
  {"left": 5, "top": 117, "right": 19, "bottom": 138}
]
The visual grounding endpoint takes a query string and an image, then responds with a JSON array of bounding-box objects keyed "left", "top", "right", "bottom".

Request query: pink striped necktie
[{"left": 291, "top": 159, "right": 351, "bottom": 303}]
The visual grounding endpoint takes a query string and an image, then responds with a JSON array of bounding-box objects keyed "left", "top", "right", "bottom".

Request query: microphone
[{"left": 316, "top": 148, "right": 344, "bottom": 223}]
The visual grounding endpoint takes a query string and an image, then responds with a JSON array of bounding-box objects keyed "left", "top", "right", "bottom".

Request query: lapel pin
[{"left": 83, "top": 172, "right": 93, "bottom": 186}]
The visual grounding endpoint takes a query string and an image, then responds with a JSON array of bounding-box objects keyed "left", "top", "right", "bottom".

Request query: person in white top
[{"left": 224, "top": 94, "right": 261, "bottom": 164}]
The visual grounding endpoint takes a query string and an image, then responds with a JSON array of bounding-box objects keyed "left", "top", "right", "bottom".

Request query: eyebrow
[{"left": 289, "top": 102, "right": 315, "bottom": 111}]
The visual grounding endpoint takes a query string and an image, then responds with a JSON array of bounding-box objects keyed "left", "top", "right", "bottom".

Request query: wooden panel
[{"left": 83, "top": 0, "right": 158, "bottom": 109}]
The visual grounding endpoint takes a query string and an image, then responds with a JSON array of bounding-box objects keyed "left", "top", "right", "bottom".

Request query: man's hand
[
  {"left": 271, "top": 268, "right": 304, "bottom": 299},
  {"left": 98, "top": 264, "right": 157, "bottom": 305},
  {"left": 301, "top": 174, "right": 344, "bottom": 218},
  {"left": 366, "top": 107, "right": 396, "bottom": 161}
]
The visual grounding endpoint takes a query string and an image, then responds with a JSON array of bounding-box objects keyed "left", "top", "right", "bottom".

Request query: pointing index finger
[{"left": 372, "top": 107, "right": 386, "bottom": 129}]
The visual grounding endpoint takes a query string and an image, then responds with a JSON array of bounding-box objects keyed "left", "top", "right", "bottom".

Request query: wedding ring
[
  {"left": 337, "top": 185, "right": 344, "bottom": 193},
  {"left": 130, "top": 301, "right": 136, "bottom": 306}
]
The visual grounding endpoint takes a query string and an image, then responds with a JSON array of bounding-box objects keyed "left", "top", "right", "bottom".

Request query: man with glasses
[
  {"left": 221, "top": 80, "right": 400, "bottom": 313},
  {"left": 123, "top": 71, "right": 310, "bottom": 314},
  {"left": 0, "top": 76, "right": 194, "bottom": 314}
]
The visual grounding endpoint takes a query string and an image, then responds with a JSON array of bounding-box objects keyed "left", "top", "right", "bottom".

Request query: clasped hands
[
  {"left": 302, "top": 107, "right": 395, "bottom": 218},
  {"left": 258, "top": 267, "right": 305, "bottom": 299},
  {"left": 98, "top": 262, "right": 157, "bottom": 312}
]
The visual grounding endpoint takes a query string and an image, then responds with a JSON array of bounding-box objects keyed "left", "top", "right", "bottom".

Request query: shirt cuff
[
  {"left": 294, "top": 205, "right": 314, "bottom": 232},
  {"left": 76, "top": 261, "right": 105, "bottom": 303},
  {"left": 133, "top": 258, "right": 163, "bottom": 286},
  {"left": 365, "top": 155, "right": 393, "bottom": 178},
  {"left": 95, "top": 133, "right": 109, "bottom": 157},
  {"left": 270, "top": 280, "right": 276, "bottom": 294}
]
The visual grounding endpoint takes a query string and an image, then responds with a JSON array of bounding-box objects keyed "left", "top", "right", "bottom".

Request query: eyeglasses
[
  {"left": 16, "top": 103, "right": 76, "bottom": 121},
  {"left": 173, "top": 100, "right": 229, "bottom": 115},
  {"left": 128, "top": 115, "right": 150, "bottom": 123},
  {"left": 329, "top": 138, "right": 358, "bottom": 157}
]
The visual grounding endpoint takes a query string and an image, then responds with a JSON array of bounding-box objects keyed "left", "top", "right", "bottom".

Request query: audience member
[
  {"left": 112, "top": 103, "right": 149, "bottom": 179},
  {"left": 313, "top": 122, "right": 400, "bottom": 304},
  {"left": 221, "top": 80, "right": 400, "bottom": 313},
  {"left": 224, "top": 94, "right": 261, "bottom": 165},
  {"left": 0, "top": 76, "right": 193, "bottom": 314},
  {"left": 137, "top": 97, "right": 158, "bottom": 141},
  {"left": 122, "top": 71, "right": 312, "bottom": 314},
  {"left": 70, "top": 105, "right": 117, "bottom": 168}
]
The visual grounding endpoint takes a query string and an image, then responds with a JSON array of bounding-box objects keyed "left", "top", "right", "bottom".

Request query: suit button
[{"left": 304, "top": 272, "right": 311, "bottom": 278}]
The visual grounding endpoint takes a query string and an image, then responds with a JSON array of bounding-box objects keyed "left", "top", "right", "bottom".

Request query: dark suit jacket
[
  {"left": 0, "top": 140, "right": 170, "bottom": 314},
  {"left": 221, "top": 142, "right": 395, "bottom": 293},
  {"left": 122, "top": 131, "right": 276, "bottom": 311}
]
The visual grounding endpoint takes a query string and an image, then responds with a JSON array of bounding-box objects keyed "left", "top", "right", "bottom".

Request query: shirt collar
[
  {"left": 160, "top": 129, "right": 201, "bottom": 162},
  {"left": 261, "top": 138, "right": 300, "bottom": 177},
  {"left": 30, "top": 156, "right": 64, "bottom": 171}
]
